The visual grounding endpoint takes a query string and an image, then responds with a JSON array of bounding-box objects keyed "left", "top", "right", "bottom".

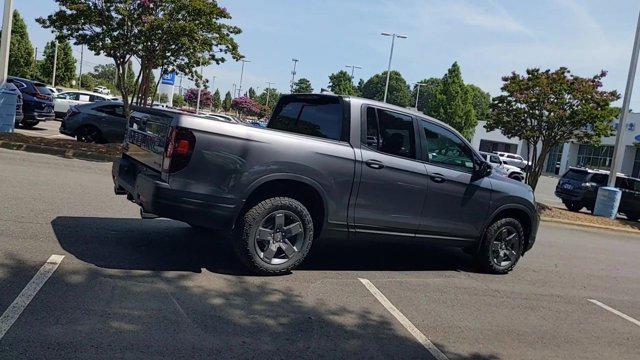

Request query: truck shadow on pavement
[
  {"left": 0, "top": 252, "right": 500, "bottom": 360},
  {"left": 51, "top": 216, "right": 477, "bottom": 275}
]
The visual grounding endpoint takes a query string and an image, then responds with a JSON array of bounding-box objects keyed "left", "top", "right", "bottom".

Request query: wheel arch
[{"left": 479, "top": 204, "right": 535, "bottom": 254}]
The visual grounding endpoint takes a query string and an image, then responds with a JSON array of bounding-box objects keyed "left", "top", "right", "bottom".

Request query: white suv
[
  {"left": 480, "top": 152, "right": 525, "bottom": 181},
  {"left": 495, "top": 151, "right": 530, "bottom": 170}
]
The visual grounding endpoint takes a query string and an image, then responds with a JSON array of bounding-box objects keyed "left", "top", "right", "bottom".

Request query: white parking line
[
  {"left": 0, "top": 255, "right": 65, "bottom": 340},
  {"left": 588, "top": 299, "right": 640, "bottom": 327},
  {"left": 358, "top": 278, "right": 449, "bottom": 360}
]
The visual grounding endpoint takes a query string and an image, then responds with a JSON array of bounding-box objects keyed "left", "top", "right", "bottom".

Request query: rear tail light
[
  {"left": 162, "top": 127, "right": 196, "bottom": 173},
  {"left": 34, "top": 93, "right": 51, "bottom": 101}
]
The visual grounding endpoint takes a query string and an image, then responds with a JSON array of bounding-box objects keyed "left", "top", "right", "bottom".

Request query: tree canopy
[
  {"left": 222, "top": 91, "right": 233, "bottom": 111},
  {"left": 292, "top": 78, "right": 313, "bottom": 94},
  {"left": 3, "top": 10, "right": 34, "bottom": 78},
  {"left": 487, "top": 67, "right": 620, "bottom": 190},
  {"left": 466, "top": 84, "right": 491, "bottom": 123},
  {"left": 212, "top": 89, "right": 222, "bottom": 110},
  {"left": 360, "top": 71, "right": 411, "bottom": 107},
  {"left": 257, "top": 87, "right": 280, "bottom": 112},
  {"left": 39, "top": 39, "right": 76, "bottom": 86},
  {"left": 328, "top": 70, "right": 355, "bottom": 95},
  {"left": 184, "top": 88, "right": 213, "bottom": 108}
]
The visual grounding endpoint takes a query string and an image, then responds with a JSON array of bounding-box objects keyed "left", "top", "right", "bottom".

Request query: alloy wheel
[
  {"left": 490, "top": 226, "right": 520, "bottom": 268},
  {"left": 254, "top": 210, "right": 305, "bottom": 265}
]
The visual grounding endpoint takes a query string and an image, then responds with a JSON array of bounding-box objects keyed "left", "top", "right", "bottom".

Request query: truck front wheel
[
  {"left": 234, "top": 197, "right": 314, "bottom": 275},
  {"left": 475, "top": 217, "right": 524, "bottom": 274}
]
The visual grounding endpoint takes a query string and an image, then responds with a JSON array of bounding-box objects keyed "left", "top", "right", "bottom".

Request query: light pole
[
  {"left": 0, "top": 0, "right": 14, "bottom": 85},
  {"left": 414, "top": 82, "right": 427, "bottom": 109},
  {"left": 210, "top": 75, "right": 216, "bottom": 110},
  {"left": 77, "top": 44, "right": 84, "bottom": 89},
  {"left": 608, "top": 10, "right": 640, "bottom": 188},
  {"left": 238, "top": 59, "right": 250, "bottom": 97},
  {"left": 232, "top": 83, "right": 236, "bottom": 98},
  {"left": 345, "top": 65, "right": 362, "bottom": 80},
  {"left": 290, "top": 58, "right": 299, "bottom": 93},
  {"left": 196, "top": 61, "right": 203, "bottom": 113},
  {"left": 381, "top": 32, "right": 407, "bottom": 103},
  {"left": 51, "top": 41, "right": 59, "bottom": 87},
  {"left": 265, "top": 81, "right": 275, "bottom": 107}
]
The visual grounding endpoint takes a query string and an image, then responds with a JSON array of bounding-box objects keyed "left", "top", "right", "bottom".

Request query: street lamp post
[
  {"left": 0, "top": 0, "right": 13, "bottom": 85},
  {"left": 380, "top": 32, "right": 407, "bottom": 103},
  {"left": 414, "top": 82, "right": 427, "bottom": 109},
  {"left": 265, "top": 81, "right": 275, "bottom": 107},
  {"left": 345, "top": 65, "right": 362, "bottom": 80},
  {"left": 290, "top": 58, "right": 299, "bottom": 93},
  {"left": 196, "top": 61, "right": 203, "bottom": 113},
  {"left": 51, "top": 41, "right": 58, "bottom": 87},
  {"left": 238, "top": 59, "right": 250, "bottom": 97},
  {"left": 607, "top": 10, "right": 640, "bottom": 188}
]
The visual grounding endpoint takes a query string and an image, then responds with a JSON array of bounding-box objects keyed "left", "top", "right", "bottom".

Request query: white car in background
[
  {"left": 54, "top": 91, "right": 110, "bottom": 118},
  {"left": 93, "top": 86, "right": 111, "bottom": 95},
  {"left": 495, "top": 151, "right": 531, "bottom": 171},
  {"left": 480, "top": 151, "right": 525, "bottom": 181}
]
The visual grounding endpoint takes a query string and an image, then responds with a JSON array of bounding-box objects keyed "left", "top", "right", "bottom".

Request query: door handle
[
  {"left": 429, "top": 173, "right": 446, "bottom": 183},
  {"left": 365, "top": 159, "right": 384, "bottom": 169}
]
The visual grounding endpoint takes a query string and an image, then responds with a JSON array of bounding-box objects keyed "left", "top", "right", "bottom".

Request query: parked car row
[
  {"left": 7, "top": 76, "right": 54, "bottom": 128},
  {"left": 555, "top": 167, "right": 640, "bottom": 221}
]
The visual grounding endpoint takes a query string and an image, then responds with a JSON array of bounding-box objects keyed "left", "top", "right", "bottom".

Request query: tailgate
[{"left": 124, "top": 108, "right": 175, "bottom": 171}]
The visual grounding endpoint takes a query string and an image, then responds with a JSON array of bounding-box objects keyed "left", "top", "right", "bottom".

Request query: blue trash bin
[
  {"left": 593, "top": 187, "right": 622, "bottom": 219},
  {"left": 0, "top": 84, "right": 17, "bottom": 133}
]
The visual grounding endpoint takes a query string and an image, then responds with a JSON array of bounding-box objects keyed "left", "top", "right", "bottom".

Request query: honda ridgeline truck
[{"left": 112, "top": 94, "right": 539, "bottom": 275}]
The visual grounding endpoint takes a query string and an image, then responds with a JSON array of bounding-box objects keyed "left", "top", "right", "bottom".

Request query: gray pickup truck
[{"left": 113, "top": 94, "right": 538, "bottom": 275}]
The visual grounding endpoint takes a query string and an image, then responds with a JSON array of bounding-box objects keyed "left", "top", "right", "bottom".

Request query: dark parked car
[
  {"left": 7, "top": 76, "right": 54, "bottom": 128},
  {"left": 113, "top": 94, "right": 539, "bottom": 275},
  {"left": 59, "top": 102, "right": 127, "bottom": 143},
  {"left": 555, "top": 167, "right": 640, "bottom": 220}
]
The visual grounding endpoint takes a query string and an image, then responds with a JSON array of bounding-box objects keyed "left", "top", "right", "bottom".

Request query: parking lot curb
[
  {"left": 540, "top": 216, "right": 640, "bottom": 234},
  {"left": 0, "top": 140, "right": 117, "bottom": 163}
]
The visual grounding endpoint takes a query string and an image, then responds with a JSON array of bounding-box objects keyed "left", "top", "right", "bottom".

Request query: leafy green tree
[
  {"left": 222, "top": 91, "right": 233, "bottom": 111},
  {"left": 38, "top": 0, "right": 242, "bottom": 115},
  {"left": 328, "top": 70, "right": 355, "bottom": 95},
  {"left": 356, "top": 79, "right": 365, "bottom": 97},
  {"left": 487, "top": 67, "right": 620, "bottom": 190},
  {"left": 212, "top": 89, "right": 222, "bottom": 110},
  {"left": 172, "top": 93, "right": 186, "bottom": 107},
  {"left": 248, "top": 87, "right": 257, "bottom": 99},
  {"left": 428, "top": 62, "right": 476, "bottom": 140},
  {"left": 39, "top": 39, "right": 76, "bottom": 86},
  {"left": 467, "top": 84, "right": 491, "bottom": 123},
  {"left": 92, "top": 63, "right": 116, "bottom": 84},
  {"left": 292, "top": 78, "right": 313, "bottom": 94},
  {"left": 1, "top": 10, "right": 35, "bottom": 78},
  {"left": 413, "top": 77, "right": 442, "bottom": 114},
  {"left": 361, "top": 71, "right": 411, "bottom": 107},
  {"left": 79, "top": 73, "right": 97, "bottom": 90},
  {"left": 257, "top": 87, "right": 280, "bottom": 112}
]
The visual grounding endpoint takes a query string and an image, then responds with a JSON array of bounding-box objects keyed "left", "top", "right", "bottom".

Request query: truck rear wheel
[
  {"left": 234, "top": 197, "right": 314, "bottom": 275},
  {"left": 475, "top": 217, "right": 524, "bottom": 274}
]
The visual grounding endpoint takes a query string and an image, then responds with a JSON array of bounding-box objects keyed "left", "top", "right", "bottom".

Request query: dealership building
[{"left": 470, "top": 112, "right": 640, "bottom": 177}]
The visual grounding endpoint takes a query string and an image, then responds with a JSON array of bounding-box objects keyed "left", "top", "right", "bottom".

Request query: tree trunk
[
  {"left": 149, "top": 67, "right": 163, "bottom": 107},
  {"left": 527, "top": 142, "right": 551, "bottom": 191}
]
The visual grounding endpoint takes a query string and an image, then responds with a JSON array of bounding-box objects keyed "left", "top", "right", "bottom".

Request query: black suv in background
[
  {"left": 7, "top": 76, "right": 54, "bottom": 128},
  {"left": 555, "top": 167, "right": 640, "bottom": 221}
]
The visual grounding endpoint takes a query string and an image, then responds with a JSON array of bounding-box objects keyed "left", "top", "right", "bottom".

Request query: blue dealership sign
[
  {"left": 635, "top": 134, "right": 640, "bottom": 142},
  {"left": 161, "top": 71, "right": 176, "bottom": 85}
]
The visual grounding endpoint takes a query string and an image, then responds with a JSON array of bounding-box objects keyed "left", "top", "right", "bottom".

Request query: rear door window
[
  {"left": 35, "top": 84, "right": 52, "bottom": 95},
  {"left": 268, "top": 95, "right": 345, "bottom": 141},
  {"left": 563, "top": 169, "right": 589, "bottom": 181},
  {"left": 364, "top": 107, "right": 416, "bottom": 159},
  {"left": 96, "top": 104, "right": 125, "bottom": 118}
]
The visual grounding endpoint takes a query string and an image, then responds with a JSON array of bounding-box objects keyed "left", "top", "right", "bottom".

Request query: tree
[
  {"left": 38, "top": 0, "right": 242, "bottom": 116},
  {"left": 39, "top": 39, "right": 76, "bottom": 86},
  {"left": 248, "top": 87, "right": 257, "bottom": 99},
  {"left": 184, "top": 88, "right": 213, "bottom": 108},
  {"left": 257, "top": 87, "right": 280, "bottom": 112},
  {"left": 413, "top": 77, "right": 442, "bottom": 114},
  {"left": 223, "top": 91, "right": 233, "bottom": 112},
  {"left": 328, "top": 70, "right": 355, "bottom": 95},
  {"left": 361, "top": 71, "right": 411, "bottom": 107},
  {"left": 356, "top": 79, "right": 365, "bottom": 97},
  {"left": 79, "top": 73, "right": 97, "bottom": 90},
  {"left": 292, "top": 78, "right": 313, "bottom": 94},
  {"left": 467, "top": 84, "right": 491, "bottom": 123},
  {"left": 173, "top": 93, "right": 186, "bottom": 108},
  {"left": 2, "top": 10, "right": 34, "bottom": 78},
  {"left": 232, "top": 96, "right": 261, "bottom": 116},
  {"left": 92, "top": 64, "right": 116, "bottom": 84},
  {"left": 212, "top": 89, "right": 222, "bottom": 110},
  {"left": 487, "top": 67, "right": 620, "bottom": 190},
  {"left": 429, "top": 62, "right": 476, "bottom": 140}
]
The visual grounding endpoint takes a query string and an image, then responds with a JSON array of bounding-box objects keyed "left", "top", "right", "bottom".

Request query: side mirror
[{"left": 475, "top": 160, "right": 492, "bottom": 178}]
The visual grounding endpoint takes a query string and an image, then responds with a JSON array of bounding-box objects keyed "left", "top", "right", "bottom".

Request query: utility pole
[
  {"left": 608, "top": 10, "right": 640, "bottom": 188},
  {"left": 77, "top": 44, "right": 84, "bottom": 89},
  {"left": 178, "top": 74, "right": 183, "bottom": 96},
  {"left": 51, "top": 41, "right": 59, "bottom": 87},
  {"left": 265, "top": 81, "right": 275, "bottom": 107},
  {"left": 33, "top": 46, "right": 37, "bottom": 74},
  {"left": 196, "top": 61, "right": 203, "bottom": 113},
  {"left": 345, "top": 65, "right": 362, "bottom": 80},
  {"left": 414, "top": 82, "right": 427, "bottom": 109},
  {"left": 238, "top": 59, "right": 250, "bottom": 97},
  {"left": 381, "top": 32, "right": 407, "bottom": 103},
  {"left": 232, "top": 83, "right": 236, "bottom": 98},
  {"left": 290, "top": 58, "right": 299, "bottom": 93},
  {"left": 0, "top": 0, "right": 14, "bottom": 85}
]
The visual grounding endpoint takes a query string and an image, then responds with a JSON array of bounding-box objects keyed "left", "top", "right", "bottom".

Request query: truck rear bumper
[{"left": 113, "top": 156, "right": 243, "bottom": 230}]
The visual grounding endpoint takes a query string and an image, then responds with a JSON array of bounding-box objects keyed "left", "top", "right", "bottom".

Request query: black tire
[
  {"left": 476, "top": 217, "right": 524, "bottom": 274},
  {"left": 20, "top": 121, "right": 37, "bottom": 129},
  {"left": 76, "top": 125, "right": 104, "bottom": 143},
  {"left": 626, "top": 213, "right": 640, "bottom": 222},
  {"left": 564, "top": 201, "right": 583, "bottom": 212},
  {"left": 234, "top": 197, "right": 314, "bottom": 275}
]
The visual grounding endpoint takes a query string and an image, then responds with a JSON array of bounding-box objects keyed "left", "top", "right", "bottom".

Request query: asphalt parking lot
[{"left": 1, "top": 148, "right": 639, "bottom": 359}]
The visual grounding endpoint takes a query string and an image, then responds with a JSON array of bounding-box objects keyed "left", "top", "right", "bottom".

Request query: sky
[{"left": 14, "top": 0, "right": 640, "bottom": 108}]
